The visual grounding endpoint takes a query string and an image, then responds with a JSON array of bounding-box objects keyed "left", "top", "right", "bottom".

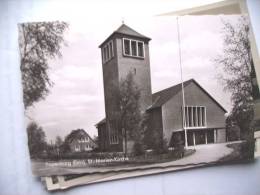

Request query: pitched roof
[
  {"left": 149, "top": 79, "right": 193, "bottom": 110},
  {"left": 115, "top": 24, "right": 151, "bottom": 40},
  {"left": 95, "top": 118, "right": 106, "bottom": 127},
  {"left": 96, "top": 79, "right": 227, "bottom": 127},
  {"left": 65, "top": 129, "right": 94, "bottom": 143},
  {"left": 99, "top": 24, "right": 151, "bottom": 48},
  {"left": 148, "top": 79, "right": 227, "bottom": 113}
]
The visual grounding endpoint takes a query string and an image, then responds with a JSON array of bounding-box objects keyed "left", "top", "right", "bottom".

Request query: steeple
[
  {"left": 98, "top": 23, "right": 152, "bottom": 152},
  {"left": 99, "top": 23, "right": 151, "bottom": 48}
]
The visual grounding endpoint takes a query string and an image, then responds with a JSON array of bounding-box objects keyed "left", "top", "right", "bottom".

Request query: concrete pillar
[
  {"left": 184, "top": 129, "right": 188, "bottom": 148},
  {"left": 214, "top": 129, "right": 217, "bottom": 143},
  {"left": 193, "top": 131, "right": 196, "bottom": 146},
  {"left": 205, "top": 131, "right": 208, "bottom": 144}
]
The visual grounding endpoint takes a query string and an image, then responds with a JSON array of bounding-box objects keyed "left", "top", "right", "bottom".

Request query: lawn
[{"left": 219, "top": 141, "right": 254, "bottom": 162}]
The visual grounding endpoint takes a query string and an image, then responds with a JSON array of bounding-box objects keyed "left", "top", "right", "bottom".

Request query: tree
[
  {"left": 215, "top": 17, "right": 255, "bottom": 157},
  {"left": 54, "top": 136, "right": 63, "bottom": 156},
  {"left": 226, "top": 115, "right": 240, "bottom": 141},
  {"left": 142, "top": 113, "right": 168, "bottom": 154},
  {"left": 112, "top": 72, "right": 144, "bottom": 156},
  {"left": 27, "top": 122, "right": 47, "bottom": 158},
  {"left": 19, "top": 21, "right": 68, "bottom": 109},
  {"left": 55, "top": 136, "right": 63, "bottom": 148},
  {"left": 55, "top": 136, "right": 63, "bottom": 147}
]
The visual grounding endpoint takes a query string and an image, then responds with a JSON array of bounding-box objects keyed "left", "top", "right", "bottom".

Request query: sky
[{"left": 23, "top": 1, "right": 241, "bottom": 143}]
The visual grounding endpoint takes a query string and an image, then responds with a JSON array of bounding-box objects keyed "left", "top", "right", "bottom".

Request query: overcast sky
[{"left": 24, "top": 3, "right": 241, "bottom": 142}]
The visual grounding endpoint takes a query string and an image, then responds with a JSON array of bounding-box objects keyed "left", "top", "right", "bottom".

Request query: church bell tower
[{"left": 98, "top": 24, "right": 152, "bottom": 151}]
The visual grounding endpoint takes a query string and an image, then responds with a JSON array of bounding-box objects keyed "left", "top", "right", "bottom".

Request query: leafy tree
[
  {"left": 55, "top": 136, "right": 63, "bottom": 147},
  {"left": 215, "top": 17, "right": 255, "bottom": 158},
  {"left": 27, "top": 122, "right": 47, "bottom": 158},
  {"left": 19, "top": 21, "right": 68, "bottom": 109},
  {"left": 142, "top": 114, "right": 167, "bottom": 154},
  {"left": 226, "top": 116, "right": 240, "bottom": 141},
  {"left": 54, "top": 136, "right": 63, "bottom": 156},
  {"left": 61, "top": 131, "right": 76, "bottom": 153},
  {"left": 111, "top": 72, "right": 144, "bottom": 156}
]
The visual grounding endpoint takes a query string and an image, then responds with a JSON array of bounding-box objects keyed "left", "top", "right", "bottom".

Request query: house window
[
  {"left": 75, "top": 145, "right": 80, "bottom": 152},
  {"left": 184, "top": 106, "right": 206, "bottom": 128},
  {"left": 102, "top": 40, "right": 114, "bottom": 63},
  {"left": 123, "top": 38, "right": 144, "bottom": 58},
  {"left": 85, "top": 144, "right": 90, "bottom": 151}
]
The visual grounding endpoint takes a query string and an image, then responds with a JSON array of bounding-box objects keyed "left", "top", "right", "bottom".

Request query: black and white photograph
[{"left": 19, "top": 15, "right": 256, "bottom": 177}]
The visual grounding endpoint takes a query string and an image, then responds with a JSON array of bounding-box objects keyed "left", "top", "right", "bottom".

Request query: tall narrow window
[
  {"left": 109, "top": 41, "right": 113, "bottom": 57},
  {"left": 107, "top": 44, "right": 110, "bottom": 59},
  {"left": 102, "top": 40, "right": 114, "bottom": 63},
  {"left": 193, "top": 107, "right": 197, "bottom": 126},
  {"left": 124, "top": 39, "right": 130, "bottom": 55},
  {"left": 110, "top": 133, "right": 119, "bottom": 144},
  {"left": 201, "top": 107, "right": 205, "bottom": 126},
  {"left": 105, "top": 45, "right": 109, "bottom": 61},
  {"left": 103, "top": 46, "right": 107, "bottom": 62},
  {"left": 197, "top": 107, "right": 201, "bottom": 126},
  {"left": 109, "top": 122, "right": 119, "bottom": 144},
  {"left": 131, "top": 40, "right": 137, "bottom": 56},
  {"left": 138, "top": 42, "right": 144, "bottom": 57},
  {"left": 188, "top": 107, "right": 192, "bottom": 127},
  {"left": 184, "top": 106, "right": 206, "bottom": 128}
]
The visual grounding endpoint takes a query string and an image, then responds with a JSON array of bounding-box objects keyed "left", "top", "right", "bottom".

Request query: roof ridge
[
  {"left": 152, "top": 79, "right": 194, "bottom": 96},
  {"left": 149, "top": 78, "right": 227, "bottom": 113},
  {"left": 99, "top": 23, "right": 151, "bottom": 48},
  {"left": 149, "top": 79, "right": 194, "bottom": 110},
  {"left": 115, "top": 24, "right": 149, "bottom": 38}
]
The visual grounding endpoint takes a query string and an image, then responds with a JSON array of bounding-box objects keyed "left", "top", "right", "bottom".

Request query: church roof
[
  {"left": 95, "top": 118, "right": 106, "bottom": 127},
  {"left": 99, "top": 24, "right": 151, "bottom": 48},
  {"left": 96, "top": 79, "right": 227, "bottom": 127},
  {"left": 114, "top": 24, "right": 151, "bottom": 40},
  {"left": 148, "top": 79, "right": 227, "bottom": 113},
  {"left": 149, "top": 79, "right": 193, "bottom": 110}
]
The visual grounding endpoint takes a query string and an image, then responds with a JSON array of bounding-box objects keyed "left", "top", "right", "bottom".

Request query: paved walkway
[{"left": 158, "top": 142, "right": 234, "bottom": 167}]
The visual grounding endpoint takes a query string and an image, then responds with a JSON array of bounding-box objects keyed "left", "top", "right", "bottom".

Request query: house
[
  {"left": 65, "top": 129, "right": 96, "bottom": 152},
  {"left": 96, "top": 24, "right": 227, "bottom": 152}
]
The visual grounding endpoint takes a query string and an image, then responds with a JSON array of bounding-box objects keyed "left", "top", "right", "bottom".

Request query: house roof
[
  {"left": 65, "top": 129, "right": 94, "bottom": 144},
  {"left": 99, "top": 24, "right": 151, "bottom": 48},
  {"left": 148, "top": 79, "right": 227, "bottom": 113}
]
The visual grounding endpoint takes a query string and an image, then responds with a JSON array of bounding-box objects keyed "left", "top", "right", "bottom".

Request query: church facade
[{"left": 96, "top": 24, "right": 227, "bottom": 152}]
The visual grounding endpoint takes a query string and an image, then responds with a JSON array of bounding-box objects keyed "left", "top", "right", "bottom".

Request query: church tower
[{"left": 98, "top": 24, "right": 152, "bottom": 152}]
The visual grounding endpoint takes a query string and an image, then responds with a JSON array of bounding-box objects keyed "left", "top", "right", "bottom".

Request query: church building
[{"left": 96, "top": 24, "right": 227, "bottom": 152}]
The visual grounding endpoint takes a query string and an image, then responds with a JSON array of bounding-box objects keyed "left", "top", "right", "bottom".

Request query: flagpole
[{"left": 176, "top": 17, "right": 188, "bottom": 149}]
